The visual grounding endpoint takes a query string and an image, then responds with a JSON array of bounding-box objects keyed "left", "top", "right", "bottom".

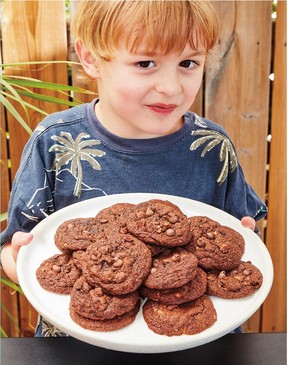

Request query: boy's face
[{"left": 94, "top": 43, "right": 206, "bottom": 139}]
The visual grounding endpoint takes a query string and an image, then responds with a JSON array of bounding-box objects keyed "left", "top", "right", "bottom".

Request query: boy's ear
[{"left": 75, "top": 40, "right": 100, "bottom": 79}]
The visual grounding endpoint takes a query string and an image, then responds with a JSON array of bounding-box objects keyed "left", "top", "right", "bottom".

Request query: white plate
[{"left": 17, "top": 193, "right": 273, "bottom": 353}]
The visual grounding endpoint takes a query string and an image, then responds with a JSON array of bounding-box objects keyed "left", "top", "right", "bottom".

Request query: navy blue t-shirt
[{"left": 0, "top": 99, "right": 267, "bottom": 244}]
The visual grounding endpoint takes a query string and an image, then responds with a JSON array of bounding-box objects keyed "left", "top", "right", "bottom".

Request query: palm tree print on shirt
[
  {"left": 49, "top": 132, "right": 106, "bottom": 197},
  {"left": 190, "top": 129, "right": 238, "bottom": 184}
]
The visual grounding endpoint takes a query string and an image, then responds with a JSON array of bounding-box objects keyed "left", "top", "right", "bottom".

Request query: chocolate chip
[
  {"left": 205, "top": 232, "right": 215, "bottom": 239},
  {"left": 243, "top": 269, "right": 252, "bottom": 276},
  {"left": 52, "top": 265, "right": 61, "bottom": 273},
  {"left": 219, "top": 243, "right": 229, "bottom": 253},
  {"left": 146, "top": 207, "right": 155, "bottom": 216},
  {"left": 136, "top": 211, "right": 146, "bottom": 218},
  {"left": 196, "top": 239, "right": 206, "bottom": 248},
  {"left": 115, "top": 271, "right": 126, "bottom": 283},
  {"left": 171, "top": 253, "right": 181, "bottom": 262},
  {"left": 218, "top": 271, "right": 226, "bottom": 279},
  {"left": 113, "top": 259, "right": 123, "bottom": 268},
  {"left": 166, "top": 228, "right": 175, "bottom": 237},
  {"left": 168, "top": 215, "right": 178, "bottom": 224}
]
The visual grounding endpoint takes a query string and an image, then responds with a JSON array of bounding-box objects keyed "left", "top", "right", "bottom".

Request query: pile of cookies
[{"left": 36, "top": 199, "right": 263, "bottom": 336}]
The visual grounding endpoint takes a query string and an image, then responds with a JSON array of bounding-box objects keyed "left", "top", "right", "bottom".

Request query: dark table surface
[{"left": 1, "top": 333, "right": 286, "bottom": 365}]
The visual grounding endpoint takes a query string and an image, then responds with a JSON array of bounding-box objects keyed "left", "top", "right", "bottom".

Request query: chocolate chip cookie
[
  {"left": 143, "top": 295, "right": 217, "bottom": 336},
  {"left": 84, "top": 233, "right": 152, "bottom": 295},
  {"left": 206, "top": 261, "right": 263, "bottom": 299},
  {"left": 54, "top": 218, "right": 106, "bottom": 252},
  {"left": 186, "top": 221, "right": 245, "bottom": 270},
  {"left": 143, "top": 248, "right": 198, "bottom": 289},
  {"left": 188, "top": 216, "right": 221, "bottom": 233},
  {"left": 140, "top": 267, "right": 207, "bottom": 305},
  {"left": 70, "top": 276, "right": 140, "bottom": 320},
  {"left": 126, "top": 199, "right": 192, "bottom": 247},
  {"left": 70, "top": 300, "right": 140, "bottom": 332},
  {"left": 36, "top": 253, "right": 82, "bottom": 294},
  {"left": 95, "top": 203, "right": 134, "bottom": 234}
]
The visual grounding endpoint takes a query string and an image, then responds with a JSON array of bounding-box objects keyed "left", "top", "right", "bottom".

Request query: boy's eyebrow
[
  {"left": 185, "top": 50, "right": 207, "bottom": 57},
  {"left": 134, "top": 50, "right": 207, "bottom": 57}
]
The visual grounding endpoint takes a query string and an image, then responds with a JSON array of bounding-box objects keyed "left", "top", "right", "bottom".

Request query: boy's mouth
[{"left": 147, "top": 103, "right": 177, "bottom": 115}]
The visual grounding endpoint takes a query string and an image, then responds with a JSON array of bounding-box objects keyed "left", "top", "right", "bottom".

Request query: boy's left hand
[{"left": 241, "top": 216, "right": 256, "bottom": 231}]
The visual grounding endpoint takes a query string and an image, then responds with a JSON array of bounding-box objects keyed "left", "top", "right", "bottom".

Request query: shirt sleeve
[
  {"left": 0, "top": 132, "right": 55, "bottom": 245},
  {"left": 224, "top": 161, "right": 268, "bottom": 222}
]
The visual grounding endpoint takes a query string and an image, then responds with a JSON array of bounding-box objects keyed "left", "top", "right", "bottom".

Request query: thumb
[
  {"left": 241, "top": 217, "right": 256, "bottom": 231},
  {"left": 11, "top": 232, "right": 33, "bottom": 261}
]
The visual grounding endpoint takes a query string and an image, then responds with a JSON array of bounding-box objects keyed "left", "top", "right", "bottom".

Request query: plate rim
[{"left": 16, "top": 193, "right": 274, "bottom": 353}]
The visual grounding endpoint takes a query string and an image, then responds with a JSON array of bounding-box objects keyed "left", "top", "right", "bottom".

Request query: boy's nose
[{"left": 154, "top": 71, "right": 183, "bottom": 96}]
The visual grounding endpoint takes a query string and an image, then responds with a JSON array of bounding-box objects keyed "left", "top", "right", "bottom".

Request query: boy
[{"left": 0, "top": 0, "right": 266, "bottom": 335}]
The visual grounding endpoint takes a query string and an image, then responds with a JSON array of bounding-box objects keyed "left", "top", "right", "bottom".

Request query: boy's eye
[
  {"left": 179, "top": 60, "right": 197, "bottom": 69},
  {"left": 137, "top": 61, "right": 155, "bottom": 69}
]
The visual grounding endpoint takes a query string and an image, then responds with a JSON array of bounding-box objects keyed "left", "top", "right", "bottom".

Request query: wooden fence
[{"left": 0, "top": 0, "right": 286, "bottom": 337}]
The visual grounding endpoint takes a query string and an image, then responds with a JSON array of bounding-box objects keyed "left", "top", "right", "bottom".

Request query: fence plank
[
  {"left": 1, "top": 0, "right": 68, "bottom": 337},
  {"left": 0, "top": 71, "right": 14, "bottom": 336},
  {"left": 206, "top": 1, "right": 272, "bottom": 332},
  {"left": 2, "top": 0, "right": 68, "bottom": 179},
  {"left": 207, "top": 1, "right": 271, "bottom": 197},
  {"left": 1, "top": 273, "right": 21, "bottom": 337},
  {"left": 261, "top": 0, "right": 287, "bottom": 333},
  {"left": 0, "top": 81, "right": 9, "bottom": 233}
]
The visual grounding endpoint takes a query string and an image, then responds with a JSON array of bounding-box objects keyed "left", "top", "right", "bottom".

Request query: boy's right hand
[{"left": 1, "top": 232, "right": 33, "bottom": 284}]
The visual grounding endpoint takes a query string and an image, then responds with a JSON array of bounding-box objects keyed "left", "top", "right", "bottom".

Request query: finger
[
  {"left": 241, "top": 217, "right": 256, "bottom": 231},
  {"left": 11, "top": 232, "right": 33, "bottom": 261}
]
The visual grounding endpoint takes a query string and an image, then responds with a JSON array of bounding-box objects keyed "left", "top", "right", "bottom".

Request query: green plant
[
  {"left": 0, "top": 277, "right": 23, "bottom": 337},
  {"left": 0, "top": 60, "right": 95, "bottom": 135}
]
